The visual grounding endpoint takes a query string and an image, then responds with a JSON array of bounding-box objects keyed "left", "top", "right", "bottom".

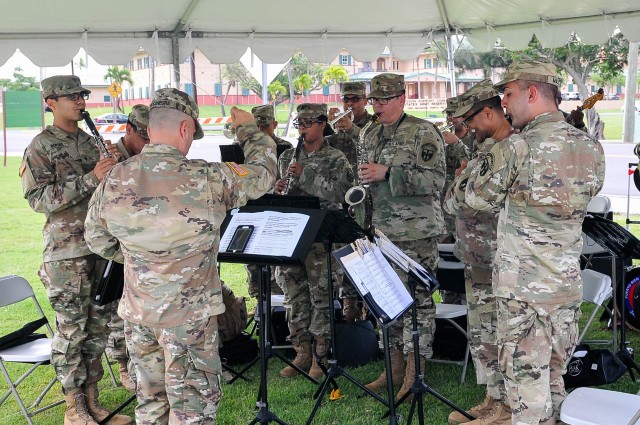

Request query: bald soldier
[
  {"left": 20, "top": 75, "right": 131, "bottom": 425},
  {"left": 85, "top": 88, "right": 277, "bottom": 424},
  {"left": 465, "top": 61, "right": 605, "bottom": 425}
]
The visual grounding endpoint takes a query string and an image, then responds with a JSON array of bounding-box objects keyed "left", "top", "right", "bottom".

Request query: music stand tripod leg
[
  {"left": 305, "top": 241, "right": 390, "bottom": 425},
  {"left": 386, "top": 279, "right": 473, "bottom": 425}
]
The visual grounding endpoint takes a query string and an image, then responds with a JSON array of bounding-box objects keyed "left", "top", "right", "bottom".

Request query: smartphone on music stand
[{"left": 226, "top": 225, "right": 254, "bottom": 253}]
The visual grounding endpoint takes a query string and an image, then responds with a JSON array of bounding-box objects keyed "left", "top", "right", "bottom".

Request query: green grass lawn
[{"left": 1, "top": 156, "right": 639, "bottom": 424}]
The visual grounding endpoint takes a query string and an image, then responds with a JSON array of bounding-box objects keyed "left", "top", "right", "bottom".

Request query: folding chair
[
  {"left": 428, "top": 304, "right": 470, "bottom": 383},
  {"left": 578, "top": 269, "right": 613, "bottom": 346},
  {"left": 560, "top": 387, "right": 640, "bottom": 425},
  {"left": 0, "top": 275, "right": 64, "bottom": 425}
]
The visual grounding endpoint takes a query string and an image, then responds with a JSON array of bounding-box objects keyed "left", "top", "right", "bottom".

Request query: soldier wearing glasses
[
  {"left": 360, "top": 74, "right": 445, "bottom": 402},
  {"left": 273, "top": 103, "right": 354, "bottom": 379},
  {"left": 20, "top": 75, "right": 130, "bottom": 425}
]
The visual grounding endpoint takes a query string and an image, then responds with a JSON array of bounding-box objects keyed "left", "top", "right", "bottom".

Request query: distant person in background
[{"left": 20, "top": 75, "right": 130, "bottom": 425}]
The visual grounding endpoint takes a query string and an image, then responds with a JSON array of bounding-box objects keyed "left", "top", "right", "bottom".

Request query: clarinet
[
  {"left": 81, "top": 111, "right": 112, "bottom": 158},
  {"left": 281, "top": 134, "right": 304, "bottom": 195}
]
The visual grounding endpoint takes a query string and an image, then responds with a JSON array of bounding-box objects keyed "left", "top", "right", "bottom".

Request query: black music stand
[
  {"left": 218, "top": 203, "right": 325, "bottom": 425},
  {"left": 305, "top": 211, "right": 392, "bottom": 425},
  {"left": 582, "top": 214, "right": 640, "bottom": 381}
]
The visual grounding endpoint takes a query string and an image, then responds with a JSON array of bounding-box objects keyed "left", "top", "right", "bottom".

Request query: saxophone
[
  {"left": 281, "top": 134, "right": 304, "bottom": 195},
  {"left": 344, "top": 115, "right": 378, "bottom": 215}
]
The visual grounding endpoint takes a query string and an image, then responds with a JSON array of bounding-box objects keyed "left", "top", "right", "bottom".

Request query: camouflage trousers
[
  {"left": 497, "top": 297, "right": 581, "bottom": 425},
  {"left": 464, "top": 265, "right": 506, "bottom": 402},
  {"left": 379, "top": 238, "right": 437, "bottom": 358},
  {"left": 39, "top": 255, "right": 110, "bottom": 392},
  {"left": 107, "top": 301, "right": 128, "bottom": 360},
  {"left": 275, "top": 242, "right": 331, "bottom": 345},
  {"left": 244, "top": 264, "right": 283, "bottom": 299},
  {"left": 125, "top": 316, "right": 222, "bottom": 425}
]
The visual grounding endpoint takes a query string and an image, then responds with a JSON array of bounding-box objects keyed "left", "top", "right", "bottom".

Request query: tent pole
[
  {"left": 622, "top": 42, "right": 638, "bottom": 144},
  {"left": 446, "top": 35, "right": 457, "bottom": 97}
]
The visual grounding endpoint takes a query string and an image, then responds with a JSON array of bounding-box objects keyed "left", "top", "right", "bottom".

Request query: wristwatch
[{"left": 384, "top": 167, "right": 391, "bottom": 181}]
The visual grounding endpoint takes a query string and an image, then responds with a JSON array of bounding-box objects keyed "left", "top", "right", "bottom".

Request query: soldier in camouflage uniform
[
  {"left": 242, "top": 105, "right": 291, "bottom": 307},
  {"left": 444, "top": 80, "right": 516, "bottom": 424},
  {"left": 326, "top": 82, "right": 374, "bottom": 321},
  {"left": 107, "top": 104, "right": 150, "bottom": 393},
  {"left": 465, "top": 61, "right": 606, "bottom": 425},
  {"left": 273, "top": 103, "right": 354, "bottom": 379},
  {"left": 358, "top": 74, "right": 445, "bottom": 402},
  {"left": 85, "top": 89, "right": 277, "bottom": 424},
  {"left": 20, "top": 75, "right": 131, "bottom": 425},
  {"left": 439, "top": 95, "right": 473, "bottom": 304}
]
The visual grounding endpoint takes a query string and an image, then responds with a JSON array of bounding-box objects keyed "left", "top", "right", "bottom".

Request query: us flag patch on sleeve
[{"left": 225, "top": 162, "right": 248, "bottom": 176}]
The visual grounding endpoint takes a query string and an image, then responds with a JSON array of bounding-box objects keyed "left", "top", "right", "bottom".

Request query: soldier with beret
[
  {"left": 105, "top": 104, "right": 150, "bottom": 393},
  {"left": 443, "top": 79, "right": 516, "bottom": 424},
  {"left": 85, "top": 88, "right": 277, "bottom": 424},
  {"left": 273, "top": 103, "right": 354, "bottom": 379},
  {"left": 20, "top": 75, "right": 130, "bottom": 425},
  {"left": 359, "top": 73, "right": 445, "bottom": 402},
  {"left": 465, "top": 60, "right": 606, "bottom": 424}
]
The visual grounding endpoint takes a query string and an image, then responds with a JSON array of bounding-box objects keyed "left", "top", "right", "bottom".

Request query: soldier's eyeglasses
[
  {"left": 342, "top": 96, "right": 362, "bottom": 103},
  {"left": 461, "top": 108, "right": 484, "bottom": 129},
  {"left": 293, "top": 119, "right": 321, "bottom": 129},
  {"left": 368, "top": 95, "right": 401, "bottom": 105},
  {"left": 56, "top": 93, "right": 90, "bottom": 101}
]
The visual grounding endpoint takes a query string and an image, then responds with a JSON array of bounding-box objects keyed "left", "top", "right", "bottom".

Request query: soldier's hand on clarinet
[
  {"left": 94, "top": 157, "right": 117, "bottom": 181},
  {"left": 274, "top": 178, "right": 288, "bottom": 195},
  {"left": 102, "top": 140, "right": 121, "bottom": 159},
  {"left": 287, "top": 162, "right": 302, "bottom": 178}
]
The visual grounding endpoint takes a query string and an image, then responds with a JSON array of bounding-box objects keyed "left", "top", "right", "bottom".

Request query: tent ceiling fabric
[{"left": 0, "top": 0, "right": 639, "bottom": 67}]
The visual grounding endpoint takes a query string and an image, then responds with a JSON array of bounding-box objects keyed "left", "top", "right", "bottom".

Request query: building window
[
  {"left": 104, "top": 95, "right": 111, "bottom": 102},
  {"left": 214, "top": 83, "right": 222, "bottom": 96},
  {"left": 144, "top": 57, "right": 150, "bottom": 68},
  {"left": 130, "top": 60, "right": 134, "bottom": 70},
  {"left": 130, "top": 88, "right": 135, "bottom": 100},
  {"left": 185, "top": 83, "right": 194, "bottom": 96},
  {"left": 392, "top": 61, "right": 399, "bottom": 70},
  {"left": 145, "top": 87, "right": 149, "bottom": 98},
  {"left": 124, "top": 90, "right": 128, "bottom": 100},
  {"left": 424, "top": 58, "right": 433, "bottom": 68},
  {"left": 137, "top": 58, "right": 143, "bottom": 69},
  {"left": 139, "top": 88, "right": 143, "bottom": 99},
  {"left": 339, "top": 54, "right": 352, "bottom": 66},
  {"left": 242, "top": 88, "right": 249, "bottom": 96},
  {"left": 323, "top": 85, "right": 330, "bottom": 95}
]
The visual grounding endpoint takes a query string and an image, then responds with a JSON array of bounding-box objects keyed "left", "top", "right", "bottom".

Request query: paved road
[{"left": 3, "top": 128, "right": 639, "bottom": 213}]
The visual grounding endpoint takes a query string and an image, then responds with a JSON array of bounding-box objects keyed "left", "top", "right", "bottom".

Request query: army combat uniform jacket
[
  {"left": 85, "top": 123, "right": 277, "bottom": 328},
  {"left": 465, "top": 112, "right": 605, "bottom": 305}
]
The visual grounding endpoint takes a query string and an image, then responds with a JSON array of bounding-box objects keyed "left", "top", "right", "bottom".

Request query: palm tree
[
  {"left": 104, "top": 66, "right": 134, "bottom": 113},
  {"left": 321, "top": 65, "right": 349, "bottom": 105},
  {"left": 293, "top": 74, "right": 314, "bottom": 102},
  {"left": 268, "top": 81, "right": 287, "bottom": 104}
]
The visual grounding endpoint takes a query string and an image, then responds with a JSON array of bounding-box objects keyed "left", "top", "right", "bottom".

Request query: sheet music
[
  {"left": 337, "top": 238, "right": 413, "bottom": 321},
  {"left": 220, "top": 210, "right": 309, "bottom": 257}
]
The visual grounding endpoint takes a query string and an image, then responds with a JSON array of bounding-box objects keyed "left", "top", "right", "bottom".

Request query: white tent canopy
[{"left": 1, "top": 0, "right": 639, "bottom": 67}]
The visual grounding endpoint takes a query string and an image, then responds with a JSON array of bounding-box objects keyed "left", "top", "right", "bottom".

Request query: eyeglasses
[
  {"left": 368, "top": 95, "right": 401, "bottom": 105},
  {"left": 461, "top": 107, "right": 484, "bottom": 129},
  {"left": 55, "top": 93, "right": 89, "bottom": 102},
  {"left": 342, "top": 96, "right": 362, "bottom": 103},
  {"left": 293, "top": 119, "right": 321, "bottom": 129}
]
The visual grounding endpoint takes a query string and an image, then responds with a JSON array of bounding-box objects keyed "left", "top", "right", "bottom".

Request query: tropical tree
[
  {"left": 268, "top": 81, "right": 287, "bottom": 104},
  {"left": 321, "top": 65, "right": 349, "bottom": 105},
  {"left": 0, "top": 67, "right": 39, "bottom": 91},
  {"left": 104, "top": 66, "right": 134, "bottom": 113},
  {"left": 292, "top": 74, "right": 314, "bottom": 101}
]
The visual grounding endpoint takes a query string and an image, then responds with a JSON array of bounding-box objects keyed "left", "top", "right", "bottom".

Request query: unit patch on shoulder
[{"left": 225, "top": 162, "right": 248, "bottom": 176}]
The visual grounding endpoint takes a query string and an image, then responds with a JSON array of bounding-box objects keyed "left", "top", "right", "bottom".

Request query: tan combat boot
[
  {"left": 83, "top": 383, "right": 133, "bottom": 425},
  {"left": 64, "top": 389, "right": 99, "bottom": 425},
  {"left": 342, "top": 297, "right": 360, "bottom": 322},
  {"left": 365, "top": 348, "right": 405, "bottom": 392},
  {"left": 448, "top": 394, "right": 496, "bottom": 424},
  {"left": 396, "top": 352, "right": 425, "bottom": 402},
  {"left": 466, "top": 402, "right": 512, "bottom": 425},
  {"left": 308, "top": 337, "right": 329, "bottom": 379},
  {"left": 280, "top": 340, "right": 313, "bottom": 377},
  {"left": 117, "top": 360, "right": 136, "bottom": 393}
]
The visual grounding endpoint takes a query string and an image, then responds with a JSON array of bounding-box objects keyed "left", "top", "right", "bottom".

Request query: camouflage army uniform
[
  {"left": 274, "top": 140, "right": 354, "bottom": 344},
  {"left": 465, "top": 105, "right": 605, "bottom": 423},
  {"left": 364, "top": 112, "right": 445, "bottom": 357},
  {"left": 21, "top": 117, "right": 111, "bottom": 394},
  {"left": 85, "top": 88, "right": 277, "bottom": 424}
]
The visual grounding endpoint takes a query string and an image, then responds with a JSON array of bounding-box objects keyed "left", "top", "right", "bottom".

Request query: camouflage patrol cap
[
  {"left": 128, "top": 104, "right": 150, "bottom": 139},
  {"left": 296, "top": 103, "right": 328, "bottom": 120},
  {"left": 368, "top": 73, "right": 405, "bottom": 99},
  {"left": 453, "top": 79, "right": 500, "bottom": 118},
  {"left": 41, "top": 75, "right": 91, "bottom": 99},
  {"left": 494, "top": 59, "right": 560, "bottom": 90},
  {"left": 150, "top": 88, "right": 203, "bottom": 140},
  {"left": 443, "top": 95, "right": 461, "bottom": 113},
  {"left": 251, "top": 105, "right": 275, "bottom": 126},
  {"left": 341, "top": 82, "right": 366, "bottom": 96}
]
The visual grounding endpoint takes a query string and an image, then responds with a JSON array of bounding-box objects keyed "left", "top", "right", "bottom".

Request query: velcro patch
[
  {"left": 225, "top": 162, "right": 248, "bottom": 176},
  {"left": 19, "top": 160, "right": 26, "bottom": 177}
]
